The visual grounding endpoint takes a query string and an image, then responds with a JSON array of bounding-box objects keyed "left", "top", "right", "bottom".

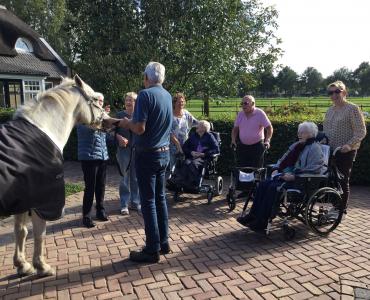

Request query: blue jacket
[
  {"left": 77, "top": 125, "right": 109, "bottom": 161},
  {"left": 182, "top": 132, "right": 220, "bottom": 159}
]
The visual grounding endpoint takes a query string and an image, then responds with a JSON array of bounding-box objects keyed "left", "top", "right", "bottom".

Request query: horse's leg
[
  {"left": 31, "top": 211, "right": 55, "bottom": 277},
  {"left": 13, "top": 212, "right": 35, "bottom": 276}
]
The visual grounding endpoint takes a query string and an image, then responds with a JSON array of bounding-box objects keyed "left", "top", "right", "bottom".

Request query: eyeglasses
[
  {"left": 328, "top": 89, "right": 342, "bottom": 96},
  {"left": 241, "top": 102, "right": 254, "bottom": 106}
]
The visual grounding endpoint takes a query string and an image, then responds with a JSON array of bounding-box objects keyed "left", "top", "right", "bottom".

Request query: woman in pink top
[{"left": 231, "top": 95, "right": 273, "bottom": 167}]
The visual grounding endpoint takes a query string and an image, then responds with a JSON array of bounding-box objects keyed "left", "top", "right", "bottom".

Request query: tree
[
  {"left": 325, "top": 67, "right": 356, "bottom": 92},
  {"left": 299, "top": 67, "right": 323, "bottom": 95},
  {"left": 256, "top": 70, "right": 277, "bottom": 97},
  {"left": 354, "top": 62, "right": 370, "bottom": 96},
  {"left": 67, "top": 0, "right": 282, "bottom": 114},
  {"left": 276, "top": 66, "right": 298, "bottom": 96}
]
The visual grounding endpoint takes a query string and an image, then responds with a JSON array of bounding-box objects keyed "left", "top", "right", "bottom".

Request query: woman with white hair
[{"left": 237, "top": 121, "right": 324, "bottom": 231}]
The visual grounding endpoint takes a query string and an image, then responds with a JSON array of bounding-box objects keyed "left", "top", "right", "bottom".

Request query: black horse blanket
[{"left": 0, "top": 118, "right": 65, "bottom": 221}]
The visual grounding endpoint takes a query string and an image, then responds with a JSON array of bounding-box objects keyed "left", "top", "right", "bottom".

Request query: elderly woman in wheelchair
[{"left": 237, "top": 121, "right": 344, "bottom": 239}]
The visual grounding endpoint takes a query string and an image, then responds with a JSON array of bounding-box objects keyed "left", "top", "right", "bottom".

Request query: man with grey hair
[{"left": 118, "top": 62, "right": 172, "bottom": 263}]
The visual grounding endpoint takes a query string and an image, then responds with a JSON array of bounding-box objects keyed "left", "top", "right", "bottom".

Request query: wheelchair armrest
[{"left": 296, "top": 173, "right": 328, "bottom": 179}]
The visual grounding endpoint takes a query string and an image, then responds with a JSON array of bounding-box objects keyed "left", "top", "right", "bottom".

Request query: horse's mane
[{"left": 15, "top": 78, "right": 78, "bottom": 120}]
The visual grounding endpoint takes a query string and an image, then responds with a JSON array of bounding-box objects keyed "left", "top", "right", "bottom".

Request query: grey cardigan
[{"left": 275, "top": 141, "right": 325, "bottom": 174}]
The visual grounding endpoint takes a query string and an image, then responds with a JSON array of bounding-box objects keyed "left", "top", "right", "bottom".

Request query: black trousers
[
  {"left": 81, "top": 160, "right": 107, "bottom": 217},
  {"left": 336, "top": 150, "right": 356, "bottom": 210},
  {"left": 237, "top": 141, "right": 265, "bottom": 168}
]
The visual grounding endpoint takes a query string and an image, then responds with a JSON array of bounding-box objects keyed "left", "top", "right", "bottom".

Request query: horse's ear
[{"left": 74, "top": 74, "right": 83, "bottom": 88}]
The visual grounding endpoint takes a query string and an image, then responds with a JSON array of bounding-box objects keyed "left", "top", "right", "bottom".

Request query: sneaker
[
  {"left": 83, "top": 216, "right": 96, "bottom": 228},
  {"left": 129, "top": 249, "right": 160, "bottom": 263},
  {"left": 120, "top": 207, "right": 129, "bottom": 215}
]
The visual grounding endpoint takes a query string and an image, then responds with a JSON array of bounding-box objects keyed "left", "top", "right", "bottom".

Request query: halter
[{"left": 72, "top": 85, "right": 105, "bottom": 126}]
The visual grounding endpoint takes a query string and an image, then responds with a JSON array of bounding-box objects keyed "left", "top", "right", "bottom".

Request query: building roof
[
  {"left": 0, "top": 6, "right": 55, "bottom": 60},
  {"left": 0, "top": 6, "right": 69, "bottom": 78},
  {"left": 0, "top": 53, "right": 66, "bottom": 78}
]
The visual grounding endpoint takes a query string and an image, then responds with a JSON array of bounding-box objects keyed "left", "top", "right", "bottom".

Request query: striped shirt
[{"left": 323, "top": 101, "right": 366, "bottom": 150}]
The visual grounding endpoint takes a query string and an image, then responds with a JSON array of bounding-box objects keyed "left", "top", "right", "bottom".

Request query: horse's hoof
[
  {"left": 36, "top": 266, "right": 55, "bottom": 277},
  {"left": 17, "top": 263, "right": 35, "bottom": 277}
]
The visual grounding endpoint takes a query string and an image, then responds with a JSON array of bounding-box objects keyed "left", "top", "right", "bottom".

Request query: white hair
[
  {"left": 95, "top": 92, "right": 104, "bottom": 100},
  {"left": 144, "top": 62, "right": 165, "bottom": 84},
  {"left": 298, "top": 121, "right": 318, "bottom": 138},
  {"left": 198, "top": 120, "right": 211, "bottom": 133}
]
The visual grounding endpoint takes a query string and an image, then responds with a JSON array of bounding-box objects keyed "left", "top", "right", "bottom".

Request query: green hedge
[{"left": 1, "top": 110, "right": 369, "bottom": 185}]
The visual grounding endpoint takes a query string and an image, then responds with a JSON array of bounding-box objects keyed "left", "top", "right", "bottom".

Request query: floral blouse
[{"left": 171, "top": 109, "right": 198, "bottom": 147}]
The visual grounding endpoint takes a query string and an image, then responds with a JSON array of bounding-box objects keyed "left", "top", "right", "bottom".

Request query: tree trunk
[{"left": 203, "top": 95, "right": 210, "bottom": 117}]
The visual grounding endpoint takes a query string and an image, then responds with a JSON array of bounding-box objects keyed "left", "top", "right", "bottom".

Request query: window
[
  {"left": 24, "top": 80, "right": 41, "bottom": 103},
  {"left": 15, "top": 38, "right": 33, "bottom": 53},
  {"left": 45, "top": 82, "right": 53, "bottom": 90}
]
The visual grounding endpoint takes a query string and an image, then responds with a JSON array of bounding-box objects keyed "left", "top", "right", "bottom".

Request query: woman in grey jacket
[{"left": 237, "top": 122, "right": 324, "bottom": 231}]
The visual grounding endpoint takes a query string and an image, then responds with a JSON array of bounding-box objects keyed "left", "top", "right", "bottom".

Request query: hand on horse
[{"left": 102, "top": 117, "right": 122, "bottom": 132}]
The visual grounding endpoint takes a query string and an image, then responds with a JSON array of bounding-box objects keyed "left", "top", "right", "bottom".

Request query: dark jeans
[
  {"left": 81, "top": 160, "right": 107, "bottom": 217},
  {"left": 135, "top": 150, "right": 170, "bottom": 253},
  {"left": 237, "top": 141, "right": 265, "bottom": 167},
  {"left": 336, "top": 150, "right": 356, "bottom": 209}
]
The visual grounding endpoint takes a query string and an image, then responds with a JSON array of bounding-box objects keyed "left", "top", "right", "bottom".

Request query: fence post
[{"left": 201, "top": 105, "right": 204, "bottom": 116}]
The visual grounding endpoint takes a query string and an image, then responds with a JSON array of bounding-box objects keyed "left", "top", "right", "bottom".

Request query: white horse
[{"left": 2, "top": 75, "right": 107, "bottom": 277}]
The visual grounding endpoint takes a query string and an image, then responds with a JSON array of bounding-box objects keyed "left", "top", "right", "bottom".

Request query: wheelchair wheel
[
  {"left": 305, "top": 187, "right": 344, "bottom": 236},
  {"left": 207, "top": 191, "right": 213, "bottom": 204},
  {"left": 215, "top": 176, "right": 223, "bottom": 196},
  {"left": 283, "top": 225, "right": 296, "bottom": 240},
  {"left": 227, "top": 189, "right": 236, "bottom": 211}
]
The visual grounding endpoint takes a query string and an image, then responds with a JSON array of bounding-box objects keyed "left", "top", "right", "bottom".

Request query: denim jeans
[
  {"left": 116, "top": 147, "right": 140, "bottom": 208},
  {"left": 135, "top": 150, "right": 170, "bottom": 253}
]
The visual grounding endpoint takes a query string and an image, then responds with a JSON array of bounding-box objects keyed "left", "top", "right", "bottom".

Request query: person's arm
[
  {"left": 342, "top": 105, "right": 367, "bottom": 152},
  {"left": 204, "top": 133, "right": 220, "bottom": 158},
  {"left": 231, "top": 126, "right": 239, "bottom": 147},
  {"left": 264, "top": 125, "right": 273, "bottom": 148},
  {"left": 171, "top": 134, "right": 183, "bottom": 153}
]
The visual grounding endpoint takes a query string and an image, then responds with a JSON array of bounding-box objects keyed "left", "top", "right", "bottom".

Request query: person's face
[
  {"left": 175, "top": 96, "right": 186, "bottom": 110},
  {"left": 297, "top": 129, "right": 311, "bottom": 142},
  {"left": 124, "top": 96, "right": 135, "bottom": 110},
  {"left": 328, "top": 86, "right": 345, "bottom": 103},
  {"left": 241, "top": 97, "right": 255, "bottom": 113},
  {"left": 196, "top": 124, "right": 206, "bottom": 135},
  {"left": 98, "top": 97, "right": 104, "bottom": 107}
]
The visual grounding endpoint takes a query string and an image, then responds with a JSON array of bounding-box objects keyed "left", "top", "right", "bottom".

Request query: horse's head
[{"left": 72, "top": 75, "right": 108, "bottom": 129}]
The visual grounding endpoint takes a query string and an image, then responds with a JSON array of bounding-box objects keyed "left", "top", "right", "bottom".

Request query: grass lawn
[
  {"left": 186, "top": 96, "right": 370, "bottom": 118},
  {"left": 65, "top": 182, "right": 84, "bottom": 197}
]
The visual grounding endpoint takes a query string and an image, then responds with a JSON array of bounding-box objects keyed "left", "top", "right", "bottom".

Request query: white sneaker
[{"left": 120, "top": 207, "right": 129, "bottom": 215}]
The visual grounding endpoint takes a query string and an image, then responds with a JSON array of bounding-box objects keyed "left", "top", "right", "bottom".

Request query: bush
[{"left": 1, "top": 110, "right": 369, "bottom": 185}]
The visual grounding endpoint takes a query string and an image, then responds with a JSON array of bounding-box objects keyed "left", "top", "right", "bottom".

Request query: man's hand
[
  {"left": 264, "top": 140, "right": 270, "bottom": 149},
  {"left": 116, "top": 134, "right": 128, "bottom": 148},
  {"left": 231, "top": 141, "right": 237, "bottom": 149},
  {"left": 340, "top": 144, "right": 352, "bottom": 153}
]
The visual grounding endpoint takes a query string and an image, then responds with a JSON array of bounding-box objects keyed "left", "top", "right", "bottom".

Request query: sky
[{"left": 260, "top": 0, "right": 370, "bottom": 77}]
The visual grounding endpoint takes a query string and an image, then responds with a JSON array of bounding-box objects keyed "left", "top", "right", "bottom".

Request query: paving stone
[{"left": 0, "top": 163, "right": 369, "bottom": 300}]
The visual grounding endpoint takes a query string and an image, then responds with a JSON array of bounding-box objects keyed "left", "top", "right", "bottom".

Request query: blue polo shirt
[{"left": 132, "top": 85, "right": 172, "bottom": 149}]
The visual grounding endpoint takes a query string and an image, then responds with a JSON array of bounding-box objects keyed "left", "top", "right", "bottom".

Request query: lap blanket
[{"left": 0, "top": 118, "right": 65, "bottom": 221}]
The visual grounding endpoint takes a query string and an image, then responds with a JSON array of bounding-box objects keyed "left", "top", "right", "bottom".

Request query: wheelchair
[
  {"left": 240, "top": 143, "right": 345, "bottom": 240},
  {"left": 167, "top": 130, "right": 223, "bottom": 204}
]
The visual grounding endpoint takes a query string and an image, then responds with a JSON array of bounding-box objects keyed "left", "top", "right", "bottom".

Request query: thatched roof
[{"left": 0, "top": 6, "right": 55, "bottom": 60}]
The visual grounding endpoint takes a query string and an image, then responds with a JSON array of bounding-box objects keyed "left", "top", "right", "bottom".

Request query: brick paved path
[{"left": 1, "top": 162, "right": 370, "bottom": 300}]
